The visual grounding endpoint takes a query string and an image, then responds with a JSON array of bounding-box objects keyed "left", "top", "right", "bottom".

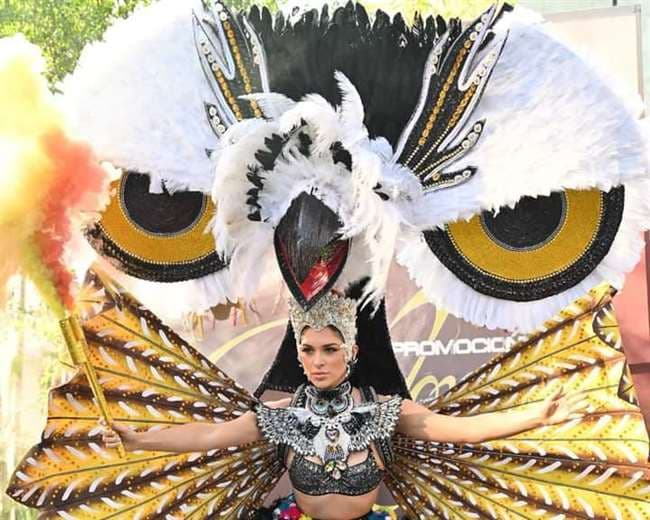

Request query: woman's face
[{"left": 298, "top": 326, "right": 356, "bottom": 389}]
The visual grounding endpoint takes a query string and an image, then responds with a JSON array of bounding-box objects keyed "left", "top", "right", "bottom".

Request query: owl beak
[{"left": 274, "top": 192, "right": 350, "bottom": 310}]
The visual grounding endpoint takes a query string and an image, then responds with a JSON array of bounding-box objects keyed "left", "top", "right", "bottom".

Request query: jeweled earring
[{"left": 344, "top": 357, "right": 357, "bottom": 379}]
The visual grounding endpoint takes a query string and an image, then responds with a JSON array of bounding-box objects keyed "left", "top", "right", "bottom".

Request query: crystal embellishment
[{"left": 288, "top": 292, "right": 357, "bottom": 347}]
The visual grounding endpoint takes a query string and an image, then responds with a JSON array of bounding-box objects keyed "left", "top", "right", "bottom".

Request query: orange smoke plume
[{"left": 0, "top": 35, "right": 109, "bottom": 316}]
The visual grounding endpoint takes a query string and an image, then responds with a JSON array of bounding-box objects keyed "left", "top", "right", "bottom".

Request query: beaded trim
[
  {"left": 289, "top": 292, "right": 357, "bottom": 349},
  {"left": 255, "top": 390, "right": 403, "bottom": 460}
]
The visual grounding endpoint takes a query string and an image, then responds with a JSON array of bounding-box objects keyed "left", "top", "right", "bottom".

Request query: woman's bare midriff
[{"left": 294, "top": 485, "right": 380, "bottom": 520}]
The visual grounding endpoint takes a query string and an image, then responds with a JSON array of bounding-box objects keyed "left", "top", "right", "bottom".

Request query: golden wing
[
  {"left": 387, "top": 284, "right": 650, "bottom": 519},
  {"left": 7, "top": 268, "right": 283, "bottom": 518}
]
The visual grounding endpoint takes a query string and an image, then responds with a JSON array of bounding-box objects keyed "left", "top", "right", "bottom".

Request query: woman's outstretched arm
[
  {"left": 397, "top": 387, "right": 588, "bottom": 443},
  {"left": 102, "top": 397, "right": 291, "bottom": 452}
]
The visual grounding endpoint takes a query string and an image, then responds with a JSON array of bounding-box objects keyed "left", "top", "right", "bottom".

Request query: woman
[
  {"left": 102, "top": 291, "right": 588, "bottom": 520},
  {"left": 4, "top": 0, "right": 649, "bottom": 516}
]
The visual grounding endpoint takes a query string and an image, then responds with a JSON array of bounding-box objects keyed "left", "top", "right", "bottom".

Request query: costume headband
[{"left": 288, "top": 292, "right": 357, "bottom": 356}]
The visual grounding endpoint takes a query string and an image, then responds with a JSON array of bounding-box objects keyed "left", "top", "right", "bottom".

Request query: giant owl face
[{"left": 68, "top": 0, "right": 649, "bottom": 332}]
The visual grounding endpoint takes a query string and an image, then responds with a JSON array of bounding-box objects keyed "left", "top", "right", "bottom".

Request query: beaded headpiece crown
[{"left": 288, "top": 292, "right": 357, "bottom": 356}]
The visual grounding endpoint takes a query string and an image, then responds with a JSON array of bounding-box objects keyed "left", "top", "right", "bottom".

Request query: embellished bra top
[
  {"left": 289, "top": 452, "right": 383, "bottom": 497},
  {"left": 255, "top": 382, "right": 403, "bottom": 497}
]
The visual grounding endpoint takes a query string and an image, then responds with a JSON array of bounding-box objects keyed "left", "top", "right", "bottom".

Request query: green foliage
[
  {"left": 0, "top": 0, "right": 278, "bottom": 85},
  {"left": 0, "top": 0, "right": 152, "bottom": 84}
]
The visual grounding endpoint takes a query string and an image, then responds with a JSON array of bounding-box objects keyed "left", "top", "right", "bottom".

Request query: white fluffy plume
[
  {"left": 239, "top": 92, "right": 296, "bottom": 120},
  {"left": 334, "top": 70, "right": 368, "bottom": 148},
  {"left": 58, "top": 0, "right": 217, "bottom": 194},
  {"left": 211, "top": 76, "right": 406, "bottom": 304},
  {"left": 400, "top": 7, "right": 649, "bottom": 231}
]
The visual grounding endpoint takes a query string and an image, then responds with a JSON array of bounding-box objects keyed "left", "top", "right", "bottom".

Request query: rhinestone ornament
[{"left": 289, "top": 293, "right": 357, "bottom": 350}]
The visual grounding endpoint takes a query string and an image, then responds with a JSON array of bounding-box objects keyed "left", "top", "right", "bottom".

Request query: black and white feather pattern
[
  {"left": 59, "top": 0, "right": 650, "bottom": 331},
  {"left": 211, "top": 4, "right": 650, "bottom": 330}
]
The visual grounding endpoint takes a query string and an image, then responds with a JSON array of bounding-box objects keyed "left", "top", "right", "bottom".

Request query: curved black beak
[{"left": 274, "top": 192, "right": 350, "bottom": 310}]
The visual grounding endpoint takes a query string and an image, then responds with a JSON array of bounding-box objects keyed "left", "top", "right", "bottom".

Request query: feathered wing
[
  {"left": 386, "top": 284, "right": 650, "bottom": 519},
  {"left": 6, "top": 268, "right": 284, "bottom": 518},
  {"left": 63, "top": 0, "right": 274, "bottom": 317},
  {"left": 390, "top": 4, "right": 650, "bottom": 332},
  {"left": 60, "top": 0, "right": 269, "bottom": 193},
  {"left": 256, "top": 405, "right": 319, "bottom": 456}
]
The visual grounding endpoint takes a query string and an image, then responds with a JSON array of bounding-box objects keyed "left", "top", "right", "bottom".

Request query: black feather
[
  {"left": 298, "top": 132, "right": 312, "bottom": 158},
  {"left": 244, "top": 2, "right": 444, "bottom": 146},
  {"left": 331, "top": 141, "right": 352, "bottom": 171},
  {"left": 246, "top": 166, "right": 265, "bottom": 189}
]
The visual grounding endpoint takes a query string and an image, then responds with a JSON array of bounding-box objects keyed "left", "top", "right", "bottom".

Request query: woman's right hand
[{"left": 99, "top": 418, "right": 140, "bottom": 452}]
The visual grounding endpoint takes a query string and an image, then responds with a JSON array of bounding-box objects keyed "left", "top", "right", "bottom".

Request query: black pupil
[
  {"left": 123, "top": 172, "right": 204, "bottom": 235},
  {"left": 481, "top": 191, "right": 566, "bottom": 251}
]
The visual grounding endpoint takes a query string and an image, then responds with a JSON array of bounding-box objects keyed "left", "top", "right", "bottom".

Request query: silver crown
[{"left": 289, "top": 293, "right": 357, "bottom": 355}]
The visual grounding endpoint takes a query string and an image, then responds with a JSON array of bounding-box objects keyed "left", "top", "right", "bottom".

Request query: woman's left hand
[{"left": 537, "top": 386, "right": 590, "bottom": 426}]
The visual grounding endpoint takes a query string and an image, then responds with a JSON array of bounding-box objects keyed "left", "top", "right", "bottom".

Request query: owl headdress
[{"left": 61, "top": 0, "right": 650, "bottom": 332}]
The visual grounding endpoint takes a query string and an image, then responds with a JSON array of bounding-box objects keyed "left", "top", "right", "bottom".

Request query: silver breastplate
[{"left": 255, "top": 383, "right": 402, "bottom": 493}]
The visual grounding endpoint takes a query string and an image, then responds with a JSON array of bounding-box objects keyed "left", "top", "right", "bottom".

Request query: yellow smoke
[
  {"left": 0, "top": 35, "right": 63, "bottom": 313},
  {"left": 0, "top": 35, "right": 59, "bottom": 226}
]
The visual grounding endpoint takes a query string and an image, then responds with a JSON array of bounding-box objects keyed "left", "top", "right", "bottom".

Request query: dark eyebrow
[{"left": 301, "top": 343, "right": 339, "bottom": 348}]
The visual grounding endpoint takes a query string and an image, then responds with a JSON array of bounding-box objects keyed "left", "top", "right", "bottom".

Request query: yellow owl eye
[
  {"left": 86, "top": 172, "right": 224, "bottom": 282},
  {"left": 424, "top": 187, "right": 623, "bottom": 301}
]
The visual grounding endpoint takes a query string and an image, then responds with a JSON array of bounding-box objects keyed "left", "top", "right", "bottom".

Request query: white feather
[
  {"left": 239, "top": 93, "right": 296, "bottom": 120},
  {"left": 278, "top": 94, "right": 339, "bottom": 155},
  {"left": 401, "top": 9, "right": 649, "bottom": 230},
  {"left": 211, "top": 85, "right": 397, "bottom": 302},
  {"left": 58, "top": 0, "right": 216, "bottom": 194},
  {"left": 334, "top": 70, "right": 367, "bottom": 148}
]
